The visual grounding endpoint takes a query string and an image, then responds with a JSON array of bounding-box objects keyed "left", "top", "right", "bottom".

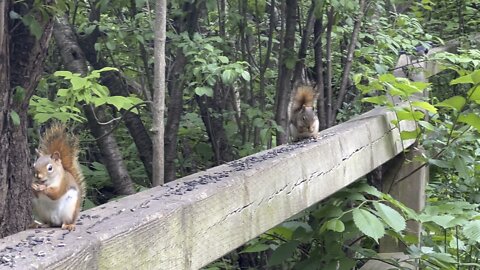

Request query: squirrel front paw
[
  {"left": 62, "top": 223, "right": 76, "bottom": 231},
  {"left": 31, "top": 182, "right": 46, "bottom": 191}
]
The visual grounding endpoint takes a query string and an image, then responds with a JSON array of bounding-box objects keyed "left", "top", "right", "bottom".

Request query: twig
[{"left": 81, "top": 101, "right": 151, "bottom": 142}]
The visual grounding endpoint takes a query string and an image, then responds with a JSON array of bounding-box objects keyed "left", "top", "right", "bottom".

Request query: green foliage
[
  {"left": 29, "top": 67, "right": 143, "bottom": 124},
  {"left": 172, "top": 32, "right": 251, "bottom": 97}
]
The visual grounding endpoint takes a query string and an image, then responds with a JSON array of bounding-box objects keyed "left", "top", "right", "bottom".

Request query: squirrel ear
[
  {"left": 35, "top": 149, "right": 42, "bottom": 156},
  {"left": 51, "top": 151, "right": 61, "bottom": 161}
]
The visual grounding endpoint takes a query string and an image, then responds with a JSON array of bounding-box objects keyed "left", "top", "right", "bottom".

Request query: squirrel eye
[{"left": 47, "top": 164, "right": 53, "bottom": 172}]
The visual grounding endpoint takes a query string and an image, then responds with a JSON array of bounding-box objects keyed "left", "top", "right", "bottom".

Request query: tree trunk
[
  {"left": 77, "top": 4, "right": 154, "bottom": 184},
  {"left": 53, "top": 15, "right": 135, "bottom": 195},
  {"left": 274, "top": 0, "right": 297, "bottom": 145},
  {"left": 196, "top": 84, "right": 235, "bottom": 164},
  {"left": 0, "top": 0, "right": 54, "bottom": 237},
  {"left": 164, "top": 2, "right": 201, "bottom": 182},
  {"left": 314, "top": 14, "right": 327, "bottom": 130},
  {"left": 293, "top": 2, "right": 315, "bottom": 84},
  {"left": 152, "top": 0, "right": 167, "bottom": 186},
  {"left": 331, "top": 0, "right": 366, "bottom": 125}
]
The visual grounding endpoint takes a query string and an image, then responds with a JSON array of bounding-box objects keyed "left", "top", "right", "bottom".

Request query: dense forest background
[{"left": 0, "top": 0, "right": 479, "bottom": 268}]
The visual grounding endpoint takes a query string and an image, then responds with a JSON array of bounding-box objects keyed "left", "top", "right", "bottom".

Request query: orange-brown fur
[{"left": 33, "top": 123, "right": 85, "bottom": 230}]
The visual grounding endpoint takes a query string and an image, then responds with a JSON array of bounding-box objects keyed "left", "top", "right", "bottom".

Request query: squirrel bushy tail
[
  {"left": 38, "top": 123, "right": 85, "bottom": 197},
  {"left": 291, "top": 86, "right": 317, "bottom": 112}
]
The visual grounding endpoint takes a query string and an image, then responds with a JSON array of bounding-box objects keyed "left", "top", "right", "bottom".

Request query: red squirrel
[
  {"left": 289, "top": 85, "right": 320, "bottom": 141},
  {"left": 32, "top": 123, "right": 85, "bottom": 231}
]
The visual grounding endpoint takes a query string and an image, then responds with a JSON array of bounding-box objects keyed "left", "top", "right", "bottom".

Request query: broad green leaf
[
  {"left": 353, "top": 73, "right": 362, "bottom": 85},
  {"left": 450, "top": 73, "right": 473, "bottom": 85},
  {"left": 240, "top": 243, "right": 271, "bottom": 253},
  {"left": 428, "top": 215, "right": 456, "bottom": 228},
  {"left": 458, "top": 113, "right": 480, "bottom": 132},
  {"left": 426, "top": 252, "right": 457, "bottom": 264},
  {"left": 10, "top": 111, "right": 20, "bottom": 126},
  {"left": 418, "top": 120, "right": 435, "bottom": 131},
  {"left": 469, "top": 85, "right": 480, "bottom": 101},
  {"left": 435, "top": 96, "right": 466, "bottom": 111},
  {"left": 268, "top": 240, "right": 300, "bottom": 266},
  {"left": 400, "top": 129, "right": 419, "bottom": 140},
  {"left": 221, "top": 69, "right": 235, "bottom": 84},
  {"left": 373, "top": 202, "right": 406, "bottom": 232},
  {"left": 463, "top": 220, "right": 480, "bottom": 243},
  {"left": 325, "top": 219, "right": 345, "bottom": 232},
  {"left": 241, "top": 71, "right": 251, "bottom": 81},
  {"left": 218, "top": 56, "right": 229, "bottom": 64},
  {"left": 454, "top": 156, "right": 470, "bottom": 180},
  {"left": 106, "top": 96, "right": 126, "bottom": 110},
  {"left": 412, "top": 101, "right": 437, "bottom": 114},
  {"left": 470, "top": 70, "right": 480, "bottom": 84},
  {"left": 194, "top": 86, "right": 214, "bottom": 97},
  {"left": 352, "top": 208, "right": 385, "bottom": 242},
  {"left": 379, "top": 74, "right": 396, "bottom": 83},
  {"left": 54, "top": 70, "right": 73, "bottom": 78},
  {"left": 395, "top": 108, "right": 424, "bottom": 121},
  {"left": 57, "top": 89, "right": 69, "bottom": 97},
  {"left": 362, "top": 96, "right": 388, "bottom": 105},
  {"left": 70, "top": 76, "right": 88, "bottom": 90}
]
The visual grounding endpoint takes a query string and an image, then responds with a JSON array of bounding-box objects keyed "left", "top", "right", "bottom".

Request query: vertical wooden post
[{"left": 379, "top": 147, "right": 428, "bottom": 253}]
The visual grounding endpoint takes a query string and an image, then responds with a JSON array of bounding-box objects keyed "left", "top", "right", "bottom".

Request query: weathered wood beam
[{"left": 0, "top": 108, "right": 415, "bottom": 269}]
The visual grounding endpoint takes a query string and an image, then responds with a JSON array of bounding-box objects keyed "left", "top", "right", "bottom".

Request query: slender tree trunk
[
  {"left": 196, "top": 92, "right": 235, "bottom": 164},
  {"left": 274, "top": 0, "right": 297, "bottom": 145},
  {"left": 0, "top": 0, "right": 54, "bottom": 237},
  {"left": 78, "top": 4, "right": 154, "bottom": 183},
  {"left": 325, "top": 6, "right": 334, "bottom": 127},
  {"left": 164, "top": 2, "right": 201, "bottom": 182},
  {"left": 152, "top": 0, "right": 167, "bottom": 186},
  {"left": 53, "top": 15, "right": 135, "bottom": 195},
  {"left": 293, "top": 2, "right": 315, "bottom": 84},
  {"left": 314, "top": 15, "right": 327, "bottom": 130},
  {"left": 331, "top": 0, "right": 366, "bottom": 125}
]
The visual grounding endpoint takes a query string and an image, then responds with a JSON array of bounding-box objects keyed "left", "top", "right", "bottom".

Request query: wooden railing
[
  {"left": 0, "top": 107, "right": 416, "bottom": 269},
  {"left": 4, "top": 36, "right": 477, "bottom": 270}
]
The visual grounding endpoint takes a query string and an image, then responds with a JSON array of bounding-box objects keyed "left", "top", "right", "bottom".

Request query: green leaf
[
  {"left": 469, "top": 85, "right": 480, "bottom": 101},
  {"left": 412, "top": 101, "right": 437, "bottom": 114},
  {"left": 9, "top": 11, "right": 21, "bottom": 19},
  {"left": 218, "top": 56, "right": 229, "bottom": 64},
  {"left": 463, "top": 220, "right": 480, "bottom": 243},
  {"left": 418, "top": 120, "right": 435, "bottom": 131},
  {"left": 458, "top": 113, "right": 480, "bottom": 132},
  {"left": 362, "top": 96, "right": 389, "bottom": 105},
  {"left": 194, "top": 86, "right": 214, "bottom": 97},
  {"left": 221, "top": 69, "right": 235, "bottom": 84},
  {"left": 470, "top": 70, "right": 480, "bottom": 84},
  {"left": 10, "top": 111, "right": 20, "bottom": 126},
  {"left": 54, "top": 70, "right": 73, "bottom": 78},
  {"left": 241, "top": 71, "right": 251, "bottom": 81},
  {"left": 428, "top": 215, "right": 456, "bottom": 228},
  {"left": 378, "top": 74, "right": 396, "bottom": 83},
  {"left": 106, "top": 96, "right": 126, "bottom": 110},
  {"left": 70, "top": 76, "right": 88, "bottom": 90},
  {"left": 450, "top": 74, "right": 473, "bottom": 85},
  {"left": 240, "top": 243, "right": 271, "bottom": 253},
  {"left": 454, "top": 156, "right": 469, "bottom": 180},
  {"left": 325, "top": 219, "right": 345, "bottom": 232},
  {"left": 400, "top": 129, "right": 419, "bottom": 140},
  {"left": 268, "top": 240, "right": 300, "bottom": 266},
  {"left": 352, "top": 208, "right": 385, "bottom": 242},
  {"left": 373, "top": 202, "right": 406, "bottom": 232},
  {"left": 435, "top": 96, "right": 466, "bottom": 111},
  {"left": 353, "top": 73, "right": 362, "bottom": 85},
  {"left": 57, "top": 88, "right": 69, "bottom": 97}
]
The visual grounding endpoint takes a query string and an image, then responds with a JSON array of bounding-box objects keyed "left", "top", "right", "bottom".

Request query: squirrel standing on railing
[
  {"left": 32, "top": 123, "right": 85, "bottom": 231},
  {"left": 288, "top": 85, "right": 320, "bottom": 141}
]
